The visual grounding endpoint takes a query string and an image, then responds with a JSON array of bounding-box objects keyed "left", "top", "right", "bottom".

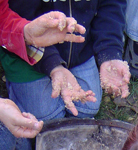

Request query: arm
[
  {"left": 91, "top": 0, "right": 126, "bottom": 64},
  {"left": 91, "top": 0, "right": 130, "bottom": 98},
  {"left": 0, "top": 0, "right": 86, "bottom": 65},
  {"left": 0, "top": 0, "right": 31, "bottom": 64},
  {"left": 122, "top": 124, "right": 138, "bottom": 150}
]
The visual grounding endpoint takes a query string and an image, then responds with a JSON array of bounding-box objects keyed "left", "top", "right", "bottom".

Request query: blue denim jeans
[
  {"left": 7, "top": 56, "right": 102, "bottom": 119},
  {"left": 125, "top": 0, "right": 138, "bottom": 41},
  {"left": 5, "top": 56, "right": 102, "bottom": 149},
  {"left": 0, "top": 122, "right": 32, "bottom": 150}
]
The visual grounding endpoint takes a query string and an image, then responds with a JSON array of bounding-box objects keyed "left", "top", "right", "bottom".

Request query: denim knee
[{"left": 0, "top": 122, "right": 32, "bottom": 150}]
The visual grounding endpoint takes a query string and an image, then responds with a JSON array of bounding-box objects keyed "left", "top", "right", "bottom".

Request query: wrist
[
  {"left": 50, "top": 65, "right": 64, "bottom": 77},
  {"left": 24, "top": 24, "right": 33, "bottom": 46},
  {"left": 0, "top": 98, "right": 8, "bottom": 117}
]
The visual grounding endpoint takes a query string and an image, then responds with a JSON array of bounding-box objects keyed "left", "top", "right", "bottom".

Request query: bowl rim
[{"left": 40, "top": 118, "right": 134, "bottom": 133}]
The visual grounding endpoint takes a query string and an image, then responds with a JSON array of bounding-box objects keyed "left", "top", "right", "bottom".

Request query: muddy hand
[
  {"left": 50, "top": 65, "right": 96, "bottom": 116},
  {"left": 24, "top": 11, "right": 86, "bottom": 47},
  {"left": 100, "top": 60, "right": 131, "bottom": 98}
]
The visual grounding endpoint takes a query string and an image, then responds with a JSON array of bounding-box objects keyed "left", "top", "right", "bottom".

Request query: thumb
[
  {"left": 47, "top": 11, "right": 66, "bottom": 31},
  {"left": 121, "top": 65, "right": 131, "bottom": 83},
  {"left": 51, "top": 77, "right": 61, "bottom": 98}
]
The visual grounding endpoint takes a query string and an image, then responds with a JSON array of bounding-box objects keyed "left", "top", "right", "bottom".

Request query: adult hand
[
  {"left": 24, "top": 11, "right": 86, "bottom": 47},
  {"left": 50, "top": 65, "right": 96, "bottom": 116},
  {"left": 100, "top": 60, "right": 131, "bottom": 98},
  {"left": 0, "top": 98, "right": 43, "bottom": 138}
]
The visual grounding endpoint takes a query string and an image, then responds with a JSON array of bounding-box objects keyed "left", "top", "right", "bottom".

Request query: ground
[
  {"left": 0, "top": 63, "right": 138, "bottom": 125},
  {"left": 0, "top": 64, "right": 8, "bottom": 98},
  {"left": 95, "top": 77, "right": 138, "bottom": 125}
]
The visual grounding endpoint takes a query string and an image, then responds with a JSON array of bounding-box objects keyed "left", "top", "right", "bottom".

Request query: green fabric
[{"left": 0, "top": 47, "right": 45, "bottom": 83}]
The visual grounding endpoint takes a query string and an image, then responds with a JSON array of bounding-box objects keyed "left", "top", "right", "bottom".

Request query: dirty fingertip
[
  {"left": 92, "top": 97, "right": 97, "bottom": 102},
  {"left": 58, "top": 20, "right": 66, "bottom": 31},
  {"left": 71, "top": 108, "right": 78, "bottom": 116}
]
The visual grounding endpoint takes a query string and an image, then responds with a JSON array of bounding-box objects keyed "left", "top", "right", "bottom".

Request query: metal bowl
[{"left": 36, "top": 118, "right": 134, "bottom": 150}]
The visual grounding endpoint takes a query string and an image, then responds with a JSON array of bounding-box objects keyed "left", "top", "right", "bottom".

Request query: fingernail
[
  {"left": 59, "top": 22, "right": 65, "bottom": 31},
  {"left": 74, "top": 112, "right": 78, "bottom": 116},
  {"left": 70, "top": 26, "right": 75, "bottom": 33},
  {"left": 34, "top": 122, "right": 39, "bottom": 128},
  {"left": 93, "top": 98, "right": 97, "bottom": 102}
]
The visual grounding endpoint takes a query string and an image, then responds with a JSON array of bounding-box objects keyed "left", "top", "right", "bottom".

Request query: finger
[
  {"left": 86, "top": 90, "right": 95, "bottom": 96},
  {"left": 66, "top": 17, "right": 86, "bottom": 34},
  {"left": 72, "top": 89, "right": 96, "bottom": 103},
  {"left": 22, "top": 112, "right": 37, "bottom": 121},
  {"left": 66, "top": 17, "right": 77, "bottom": 33},
  {"left": 63, "top": 95, "right": 78, "bottom": 116},
  {"left": 51, "top": 78, "right": 61, "bottom": 98},
  {"left": 14, "top": 127, "right": 40, "bottom": 138},
  {"left": 71, "top": 88, "right": 86, "bottom": 101},
  {"left": 102, "top": 82, "right": 112, "bottom": 93},
  {"left": 73, "top": 24, "right": 86, "bottom": 34},
  {"left": 85, "top": 90, "right": 97, "bottom": 102},
  {"left": 62, "top": 88, "right": 96, "bottom": 103},
  {"left": 120, "top": 61, "right": 131, "bottom": 83},
  {"left": 68, "top": 106, "right": 78, "bottom": 116},
  {"left": 100, "top": 77, "right": 109, "bottom": 89},
  {"left": 111, "top": 86, "right": 121, "bottom": 97},
  {"left": 64, "top": 100, "right": 78, "bottom": 116},
  {"left": 49, "top": 11, "right": 67, "bottom": 31},
  {"left": 38, "top": 11, "right": 66, "bottom": 30},
  {"left": 77, "top": 89, "right": 96, "bottom": 102},
  {"left": 103, "top": 83, "right": 120, "bottom": 97},
  {"left": 123, "top": 72, "right": 131, "bottom": 83},
  {"left": 84, "top": 95, "right": 97, "bottom": 102},
  {"left": 14, "top": 116, "right": 43, "bottom": 131},
  {"left": 64, "top": 34, "right": 85, "bottom": 43},
  {"left": 120, "top": 84, "right": 130, "bottom": 98}
]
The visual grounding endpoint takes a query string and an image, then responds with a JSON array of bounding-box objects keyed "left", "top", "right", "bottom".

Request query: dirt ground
[{"left": 0, "top": 64, "right": 8, "bottom": 98}]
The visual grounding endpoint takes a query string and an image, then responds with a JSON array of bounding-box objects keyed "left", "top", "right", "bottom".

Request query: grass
[{"left": 95, "top": 77, "right": 138, "bottom": 125}]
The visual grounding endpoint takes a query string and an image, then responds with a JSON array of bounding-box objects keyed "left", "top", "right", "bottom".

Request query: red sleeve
[{"left": 0, "top": 0, "right": 35, "bottom": 65}]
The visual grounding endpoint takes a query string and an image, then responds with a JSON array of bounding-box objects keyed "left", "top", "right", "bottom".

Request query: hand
[
  {"left": 50, "top": 65, "right": 96, "bottom": 116},
  {"left": 100, "top": 60, "right": 131, "bottom": 98},
  {"left": 24, "top": 11, "right": 86, "bottom": 47},
  {"left": 0, "top": 98, "right": 43, "bottom": 138}
]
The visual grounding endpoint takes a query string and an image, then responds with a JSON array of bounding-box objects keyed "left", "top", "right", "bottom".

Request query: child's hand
[
  {"left": 50, "top": 65, "right": 96, "bottom": 116},
  {"left": 100, "top": 60, "right": 131, "bottom": 98}
]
